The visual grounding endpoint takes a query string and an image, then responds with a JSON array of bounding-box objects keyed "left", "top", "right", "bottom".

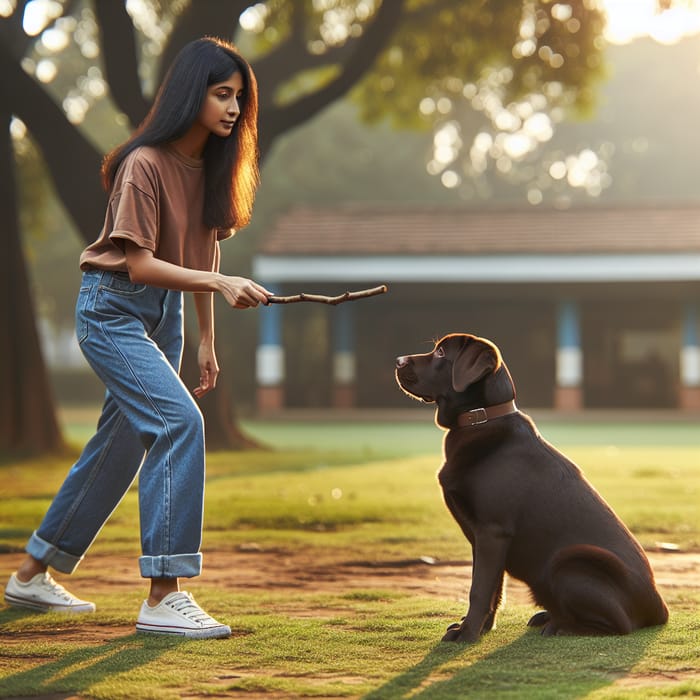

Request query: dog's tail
[{"left": 550, "top": 543, "right": 629, "bottom": 580}]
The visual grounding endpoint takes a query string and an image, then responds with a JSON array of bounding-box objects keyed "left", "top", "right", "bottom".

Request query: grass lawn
[{"left": 0, "top": 415, "right": 698, "bottom": 699}]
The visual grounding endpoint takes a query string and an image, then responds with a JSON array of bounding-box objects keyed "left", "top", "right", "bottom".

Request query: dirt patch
[
  {"left": 612, "top": 671, "right": 700, "bottom": 689},
  {"left": 2, "top": 547, "right": 698, "bottom": 623}
]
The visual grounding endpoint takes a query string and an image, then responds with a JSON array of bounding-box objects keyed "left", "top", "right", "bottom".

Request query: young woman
[{"left": 4, "top": 37, "right": 270, "bottom": 639}]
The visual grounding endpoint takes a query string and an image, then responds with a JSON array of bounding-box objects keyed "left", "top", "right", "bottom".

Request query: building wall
[
  {"left": 263, "top": 280, "right": 697, "bottom": 411},
  {"left": 582, "top": 300, "right": 679, "bottom": 408},
  {"left": 355, "top": 295, "right": 556, "bottom": 408}
]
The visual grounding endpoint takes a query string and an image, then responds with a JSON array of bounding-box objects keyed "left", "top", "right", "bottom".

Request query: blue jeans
[{"left": 26, "top": 270, "right": 205, "bottom": 578}]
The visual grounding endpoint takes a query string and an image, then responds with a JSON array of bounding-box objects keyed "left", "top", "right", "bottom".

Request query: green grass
[
  {"left": 1, "top": 418, "right": 699, "bottom": 699},
  {"left": 243, "top": 415, "right": 700, "bottom": 451},
  {"left": 1, "top": 592, "right": 698, "bottom": 699}
]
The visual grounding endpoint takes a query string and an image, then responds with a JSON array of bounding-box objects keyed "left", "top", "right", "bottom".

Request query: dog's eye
[{"left": 434, "top": 346, "right": 445, "bottom": 358}]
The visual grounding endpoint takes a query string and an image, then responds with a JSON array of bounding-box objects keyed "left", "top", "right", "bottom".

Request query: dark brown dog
[{"left": 395, "top": 333, "right": 668, "bottom": 642}]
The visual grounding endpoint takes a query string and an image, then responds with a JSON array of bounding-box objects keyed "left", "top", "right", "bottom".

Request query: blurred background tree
[{"left": 0, "top": 0, "right": 628, "bottom": 454}]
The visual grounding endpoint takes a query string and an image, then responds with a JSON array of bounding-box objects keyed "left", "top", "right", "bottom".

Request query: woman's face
[{"left": 197, "top": 70, "right": 244, "bottom": 138}]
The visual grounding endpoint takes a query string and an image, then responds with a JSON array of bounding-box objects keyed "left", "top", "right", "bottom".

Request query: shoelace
[
  {"left": 39, "top": 573, "right": 74, "bottom": 602},
  {"left": 165, "top": 593, "right": 217, "bottom": 625}
]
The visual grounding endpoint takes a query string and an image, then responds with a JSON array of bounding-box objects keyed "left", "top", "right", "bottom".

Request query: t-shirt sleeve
[{"left": 108, "top": 159, "right": 159, "bottom": 253}]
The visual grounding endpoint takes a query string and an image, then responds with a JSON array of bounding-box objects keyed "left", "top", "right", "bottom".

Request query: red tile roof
[{"left": 259, "top": 204, "right": 700, "bottom": 255}]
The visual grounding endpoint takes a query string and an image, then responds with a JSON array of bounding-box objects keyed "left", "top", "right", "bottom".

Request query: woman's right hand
[{"left": 217, "top": 275, "right": 271, "bottom": 308}]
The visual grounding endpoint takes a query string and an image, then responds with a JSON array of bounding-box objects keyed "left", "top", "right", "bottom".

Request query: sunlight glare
[
  {"left": 22, "top": 0, "right": 61, "bottom": 36},
  {"left": 0, "top": 0, "right": 14, "bottom": 19},
  {"left": 602, "top": 0, "right": 700, "bottom": 44}
]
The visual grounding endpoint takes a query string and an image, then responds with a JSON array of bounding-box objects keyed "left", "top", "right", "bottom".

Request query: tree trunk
[{"left": 0, "top": 111, "right": 64, "bottom": 456}]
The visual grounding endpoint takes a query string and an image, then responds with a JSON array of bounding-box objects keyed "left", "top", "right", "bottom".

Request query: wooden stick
[{"left": 267, "top": 285, "right": 388, "bottom": 305}]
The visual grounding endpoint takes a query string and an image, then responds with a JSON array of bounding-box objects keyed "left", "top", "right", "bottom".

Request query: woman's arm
[
  {"left": 192, "top": 241, "right": 219, "bottom": 397},
  {"left": 193, "top": 290, "right": 218, "bottom": 397},
  {"left": 124, "top": 241, "right": 270, "bottom": 308},
  {"left": 124, "top": 241, "right": 271, "bottom": 397}
]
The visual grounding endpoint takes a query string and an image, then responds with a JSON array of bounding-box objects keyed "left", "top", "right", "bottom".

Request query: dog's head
[{"left": 395, "top": 333, "right": 515, "bottom": 429}]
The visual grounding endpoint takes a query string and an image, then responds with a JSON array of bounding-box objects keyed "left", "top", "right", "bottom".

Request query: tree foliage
[{"left": 356, "top": 0, "right": 606, "bottom": 128}]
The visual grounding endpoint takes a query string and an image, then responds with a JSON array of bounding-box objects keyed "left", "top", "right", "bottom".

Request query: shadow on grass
[
  {"left": 0, "top": 614, "right": 186, "bottom": 698},
  {"left": 364, "top": 625, "right": 664, "bottom": 700}
]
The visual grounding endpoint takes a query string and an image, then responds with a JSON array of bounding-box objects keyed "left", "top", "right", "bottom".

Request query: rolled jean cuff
[
  {"left": 26, "top": 531, "right": 84, "bottom": 574},
  {"left": 139, "top": 553, "right": 202, "bottom": 578}
]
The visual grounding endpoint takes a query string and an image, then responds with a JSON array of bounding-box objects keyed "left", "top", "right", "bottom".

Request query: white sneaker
[
  {"left": 4, "top": 572, "right": 96, "bottom": 613},
  {"left": 136, "top": 591, "right": 231, "bottom": 639}
]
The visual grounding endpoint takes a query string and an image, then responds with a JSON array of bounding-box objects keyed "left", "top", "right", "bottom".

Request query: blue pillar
[
  {"left": 555, "top": 300, "right": 582, "bottom": 410},
  {"left": 332, "top": 303, "right": 356, "bottom": 407},
  {"left": 256, "top": 301, "right": 284, "bottom": 411}
]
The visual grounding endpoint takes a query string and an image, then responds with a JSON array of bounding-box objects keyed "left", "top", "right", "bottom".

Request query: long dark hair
[{"left": 101, "top": 37, "right": 259, "bottom": 230}]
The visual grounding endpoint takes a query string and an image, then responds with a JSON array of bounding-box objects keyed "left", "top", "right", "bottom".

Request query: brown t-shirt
[{"left": 80, "top": 145, "right": 233, "bottom": 273}]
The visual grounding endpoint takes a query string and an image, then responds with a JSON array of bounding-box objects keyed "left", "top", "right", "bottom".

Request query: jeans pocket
[
  {"left": 95, "top": 279, "right": 148, "bottom": 320},
  {"left": 102, "top": 271, "right": 147, "bottom": 295},
  {"left": 75, "top": 286, "right": 90, "bottom": 344}
]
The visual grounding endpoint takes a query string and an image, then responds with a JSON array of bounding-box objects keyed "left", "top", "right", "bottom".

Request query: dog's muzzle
[
  {"left": 396, "top": 355, "right": 427, "bottom": 399},
  {"left": 395, "top": 356, "right": 417, "bottom": 384}
]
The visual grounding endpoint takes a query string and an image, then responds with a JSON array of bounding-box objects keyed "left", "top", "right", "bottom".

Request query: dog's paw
[
  {"left": 441, "top": 625, "right": 463, "bottom": 642},
  {"left": 442, "top": 619, "right": 465, "bottom": 638},
  {"left": 441, "top": 619, "right": 478, "bottom": 643},
  {"left": 527, "top": 611, "right": 550, "bottom": 628}
]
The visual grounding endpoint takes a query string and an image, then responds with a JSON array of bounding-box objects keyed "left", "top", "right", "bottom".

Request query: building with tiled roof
[
  {"left": 252, "top": 204, "right": 700, "bottom": 412},
  {"left": 258, "top": 205, "right": 700, "bottom": 255}
]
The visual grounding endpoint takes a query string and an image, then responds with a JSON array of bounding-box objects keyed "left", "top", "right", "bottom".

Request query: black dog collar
[{"left": 457, "top": 400, "right": 518, "bottom": 427}]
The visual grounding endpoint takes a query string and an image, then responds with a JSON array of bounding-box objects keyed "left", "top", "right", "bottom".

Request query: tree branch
[
  {"left": 268, "top": 285, "right": 388, "bottom": 305},
  {"left": 159, "top": 0, "right": 250, "bottom": 84},
  {"left": 0, "top": 42, "right": 106, "bottom": 241},
  {"left": 0, "top": 2, "right": 30, "bottom": 54},
  {"left": 258, "top": 0, "right": 407, "bottom": 153},
  {"left": 253, "top": 0, "right": 456, "bottom": 102},
  {"left": 94, "top": 1, "right": 150, "bottom": 126}
]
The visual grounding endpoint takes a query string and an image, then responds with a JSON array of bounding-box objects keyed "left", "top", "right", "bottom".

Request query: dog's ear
[{"left": 452, "top": 339, "right": 501, "bottom": 392}]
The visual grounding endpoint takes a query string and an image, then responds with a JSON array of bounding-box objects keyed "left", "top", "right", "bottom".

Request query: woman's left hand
[{"left": 193, "top": 341, "right": 220, "bottom": 398}]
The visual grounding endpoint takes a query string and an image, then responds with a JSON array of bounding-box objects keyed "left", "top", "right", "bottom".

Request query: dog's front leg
[{"left": 443, "top": 530, "right": 509, "bottom": 643}]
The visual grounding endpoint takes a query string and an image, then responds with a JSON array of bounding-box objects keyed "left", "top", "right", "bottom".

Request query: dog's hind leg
[
  {"left": 540, "top": 596, "right": 632, "bottom": 637},
  {"left": 543, "top": 545, "right": 636, "bottom": 636}
]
